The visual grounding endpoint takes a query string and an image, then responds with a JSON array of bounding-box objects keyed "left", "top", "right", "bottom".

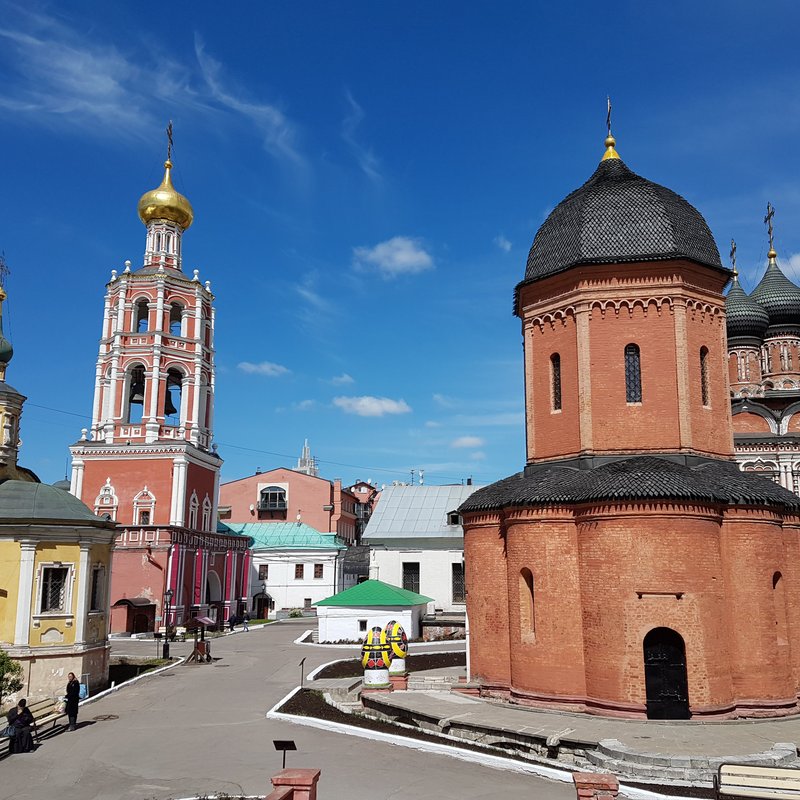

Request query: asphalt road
[{"left": 1, "top": 621, "right": 573, "bottom": 800}]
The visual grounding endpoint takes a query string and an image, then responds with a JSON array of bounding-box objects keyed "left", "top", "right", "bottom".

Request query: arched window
[
  {"left": 188, "top": 491, "right": 199, "bottom": 530},
  {"left": 519, "top": 568, "right": 535, "bottom": 639},
  {"left": 132, "top": 486, "right": 156, "bottom": 526},
  {"left": 259, "top": 486, "right": 287, "bottom": 511},
  {"left": 550, "top": 353, "right": 562, "bottom": 411},
  {"left": 625, "top": 343, "right": 642, "bottom": 403},
  {"left": 127, "top": 365, "right": 146, "bottom": 424},
  {"left": 169, "top": 303, "right": 184, "bottom": 336},
  {"left": 94, "top": 477, "right": 118, "bottom": 521},
  {"left": 164, "top": 368, "right": 183, "bottom": 426},
  {"left": 700, "top": 347, "right": 710, "bottom": 406},
  {"left": 134, "top": 300, "right": 149, "bottom": 333},
  {"left": 773, "top": 571, "right": 789, "bottom": 645},
  {"left": 202, "top": 495, "right": 213, "bottom": 532}
]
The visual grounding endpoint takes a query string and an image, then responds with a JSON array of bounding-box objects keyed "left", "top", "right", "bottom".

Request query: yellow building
[{"left": 0, "top": 284, "right": 116, "bottom": 700}]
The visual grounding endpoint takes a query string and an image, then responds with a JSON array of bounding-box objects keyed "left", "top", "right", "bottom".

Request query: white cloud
[
  {"left": 342, "top": 90, "right": 381, "bottom": 183},
  {"left": 194, "top": 35, "right": 305, "bottom": 167},
  {"left": 333, "top": 396, "right": 412, "bottom": 417},
  {"left": 353, "top": 237, "right": 434, "bottom": 279},
  {"left": 470, "top": 451, "right": 487, "bottom": 461},
  {"left": 238, "top": 361, "right": 290, "bottom": 377},
  {"left": 294, "top": 399, "right": 316, "bottom": 411},
  {"left": 432, "top": 393, "right": 457, "bottom": 409},
  {"left": 424, "top": 420, "right": 442, "bottom": 428},
  {"left": 330, "top": 373, "right": 355, "bottom": 385},
  {"left": 494, "top": 234, "right": 512, "bottom": 252},
  {"left": 295, "top": 272, "right": 332, "bottom": 312},
  {"left": 451, "top": 436, "right": 485, "bottom": 448},
  {"left": 455, "top": 412, "right": 524, "bottom": 427}
]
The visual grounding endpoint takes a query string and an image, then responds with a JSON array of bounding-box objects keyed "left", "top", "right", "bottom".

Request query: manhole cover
[{"left": 92, "top": 714, "right": 119, "bottom": 721}]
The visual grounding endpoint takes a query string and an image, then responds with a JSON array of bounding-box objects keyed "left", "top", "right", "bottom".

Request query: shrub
[{"left": 0, "top": 648, "right": 23, "bottom": 705}]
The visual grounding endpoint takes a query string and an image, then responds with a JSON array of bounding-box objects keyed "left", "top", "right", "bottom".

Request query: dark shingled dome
[
  {"left": 522, "top": 158, "right": 723, "bottom": 285},
  {"left": 459, "top": 456, "right": 800, "bottom": 513},
  {"left": 750, "top": 257, "right": 800, "bottom": 329},
  {"left": 725, "top": 278, "right": 770, "bottom": 340}
]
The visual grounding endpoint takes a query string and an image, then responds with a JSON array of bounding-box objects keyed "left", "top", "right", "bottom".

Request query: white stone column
[
  {"left": 70, "top": 458, "right": 85, "bottom": 500},
  {"left": 14, "top": 541, "right": 37, "bottom": 646},
  {"left": 74, "top": 542, "right": 93, "bottom": 644},
  {"left": 170, "top": 458, "right": 188, "bottom": 526}
]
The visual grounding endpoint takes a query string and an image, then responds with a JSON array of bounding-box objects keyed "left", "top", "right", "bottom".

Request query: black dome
[
  {"left": 750, "top": 256, "right": 800, "bottom": 329},
  {"left": 725, "top": 278, "right": 769, "bottom": 340},
  {"left": 523, "top": 157, "right": 723, "bottom": 285}
]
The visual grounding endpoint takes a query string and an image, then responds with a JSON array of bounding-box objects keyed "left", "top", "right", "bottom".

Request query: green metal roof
[
  {"left": 218, "top": 521, "right": 345, "bottom": 550},
  {"left": 0, "top": 480, "right": 112, "bottom": 525},
  {"left": 315, "top": 579, "right": 433, "bottom": 607}
]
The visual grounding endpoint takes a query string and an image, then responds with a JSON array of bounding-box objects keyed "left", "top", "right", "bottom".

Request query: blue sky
[{"left": 1, "top": 1, "right": 800, "bottom": 488}]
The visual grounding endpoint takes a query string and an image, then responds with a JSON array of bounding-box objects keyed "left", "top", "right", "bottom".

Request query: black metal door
[{"left": 643, "top": 627, "right": 690, "bottom": 719}]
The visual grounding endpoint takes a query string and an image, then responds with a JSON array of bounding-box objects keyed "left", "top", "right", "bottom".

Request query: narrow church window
[
  {"left": 139, "top": 510, "right": 150, "bottom": 525},
  {"left": 127, "top": 366, "right": 146, "bottom": 424},
  {"left": 169, "top": 303, "right": 183, "bottom": 336},
  {"left": 135, "top": 300, "right": 149, "bottom": 333},
  {"left": 188, "top": 492, "right": 199, "bottom": 529},
  {"left": 773, "top": 572, "right": 789, "bottom": 645},
  {"left": 700, "top": 347, "right": 710, "bottom": 406},
  {"left": 625, "top": 343, "right": 642, "bottom": 403},
  {"left": 519, "top": 568, "right": 535, "bottom": 637},
  {"left": 551, "top": 353, "right": 562, "bottom": 410},
  {"left": 164, "top": 368, "right": 183, "bottom": 425},
  {"left": 452, "top": 562, "right": 466, "bottom": 603},
  {"left": 90, "top": 567, "right": 105, "bottom": 612}
]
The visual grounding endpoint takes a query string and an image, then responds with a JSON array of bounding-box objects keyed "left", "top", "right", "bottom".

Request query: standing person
[
  {"left": 8, "top": 699, "right": 35, "bottom": 753},
  {"left": 65, "top": 672, "right": 80, "bottom": 731},
  {"left": 243, "top": 611, "right": 250, "bottom": 632}
]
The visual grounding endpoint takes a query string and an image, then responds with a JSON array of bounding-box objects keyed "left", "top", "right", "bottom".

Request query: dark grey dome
[
  {"left": 523, "top": 157, "right": 723, "bottom": 285},
  {"left": 750, "top": 256, "right": 800, "bottom": 329},
  {"left": 725, "top": 278, "right": 769, "bottom": 340}
]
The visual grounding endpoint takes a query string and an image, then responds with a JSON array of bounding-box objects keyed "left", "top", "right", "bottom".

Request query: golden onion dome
[{"left": 137, "top": 160, "right": 194, "bottom": 229}]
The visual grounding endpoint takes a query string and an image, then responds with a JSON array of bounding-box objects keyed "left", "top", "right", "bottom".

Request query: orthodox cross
[
  {"left": 0, "top": 253, "right": 10, "bottom": 289},
  {"left": 765, "top": 202, "right": 775, "bottom": 252},
  {"left": 166, "top": 120, "right": 174, "bottom": 161},
  {"left": 606, "top": 96, "right": 612, "bottom": 136},
  {"left": 730, "top": 239, "right": 737, "bottom": 273}
]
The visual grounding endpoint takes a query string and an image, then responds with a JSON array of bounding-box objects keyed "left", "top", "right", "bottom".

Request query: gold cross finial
[
  {"left": 765, "top": 202, "right": 777, "bottom": 258},
  {"left": 730, "top": 238, "right": 738, "bottom": 277},
  {"left": 166, "top": 120, "right": 174, "bottom": 162},
  {"left": 602, "top": 96, "right": 620, "bottom": 161}
]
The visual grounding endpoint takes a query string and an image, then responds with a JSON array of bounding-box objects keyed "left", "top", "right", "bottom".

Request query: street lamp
[{"left": 162, "top": 588, "right": 174, "bottom": 660}]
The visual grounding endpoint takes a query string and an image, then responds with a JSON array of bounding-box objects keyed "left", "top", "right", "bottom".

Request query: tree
[{"left": 0, "top": 648, "right": 23, "bottom": 706}]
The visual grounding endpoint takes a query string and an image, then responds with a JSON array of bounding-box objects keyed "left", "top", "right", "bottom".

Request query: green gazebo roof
[{"left": 315, "top": 579, "right": 433, "bottom": 607}]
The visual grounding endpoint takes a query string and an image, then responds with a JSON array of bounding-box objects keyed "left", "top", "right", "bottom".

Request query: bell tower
[{"left": 70, "top": 131, "right": 250, "bottom": 631}]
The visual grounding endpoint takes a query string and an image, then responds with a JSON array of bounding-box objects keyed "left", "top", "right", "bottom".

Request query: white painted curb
[
  {"left": 79, "top": 657, "right": 186, "bottom": 708},
  {"left": 266, "top": 687, "right": 697, "bottom": 800}
]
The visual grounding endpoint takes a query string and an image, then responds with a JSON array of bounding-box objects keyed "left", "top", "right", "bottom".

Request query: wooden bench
[
  {"left": 0, "top": 697, "right": 68, "bottom": 756},
  {"left": 715, "top": 764, "right": 800, "bottom": 800}
]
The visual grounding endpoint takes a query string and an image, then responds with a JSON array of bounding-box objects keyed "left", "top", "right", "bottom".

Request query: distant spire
[
  {"left": 602, "top": 96, "right": 620, "bottom": 161},
  {"left": 765, "top": 202, "right": 777, "bottom": 259},
  {"left": 730, "top": 238, "right": 738, "bottom": 280}
]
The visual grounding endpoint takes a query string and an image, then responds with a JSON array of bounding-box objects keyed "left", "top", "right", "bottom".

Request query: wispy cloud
[
  {"left": 238, "top": 361, "right": 290, "bottom": 377},
  {"left": 454, "top": 412, "right": 524, "bottom": 427},
  {"left": 330, "top": 373, "right": 355, "bottom": 386},
  {"left": 353, "top": 237, "right": 434, "bottom": 279},
  {"left": 470, "top": 451, "right": 486, "bottom": 461},
  {"left": 295, "top": 271, "right": 333, "bottom": 313},
  {"left": 0, "top": 7, "right": 174, "bottom": 136},
  {"left": 294, "top": 399, "right": 316, "bottom": 411},
  {"left": 433, "top": 393, "right": 457, "bottom": 409},
  {"left": 333, "top": 396, "right": 412, "bottom": 417},
  {"left": 451, "top": 435, "right": 485, "bottom": 448},
  {"left": 194, "top": 34, "right": 305, "bottom": 168},
  {"left": 342, "top": 90, "right": 381, "bottom": 183},
  {"left": 494, "top": 234, "right": 512, "bottom": 252},
  {"left": 425, "top": 420, "right": 442, "bottom": 428}
]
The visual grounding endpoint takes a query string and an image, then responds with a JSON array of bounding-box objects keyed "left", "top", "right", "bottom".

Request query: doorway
[{"left": 643, "top": 627, "right": 690, "bottom": 719}]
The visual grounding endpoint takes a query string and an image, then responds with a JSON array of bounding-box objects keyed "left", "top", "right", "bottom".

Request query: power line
[{"left": 24, "top": 403, "right": 491, "bottom": 484}]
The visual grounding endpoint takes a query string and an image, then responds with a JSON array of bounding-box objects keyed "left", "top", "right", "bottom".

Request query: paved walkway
[
  {"left": 0, "top": 622, "right": 572, "bottom": 800},
  {"left": 367, "top": 688, "right": 800, "bottom": 759}
]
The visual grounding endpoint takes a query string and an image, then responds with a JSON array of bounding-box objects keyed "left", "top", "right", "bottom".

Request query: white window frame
[
  {"left": 132, "top": 486, "right": 156, "bottom": 525},
  {"left": 188, "top": 490, "right": 199, "bottom": 530},
  {"left": 202, "top": 494, "right": 212, "bottom": 532},
  {"left": 35, "top": 562, "right": 75, "bottom": 618}
]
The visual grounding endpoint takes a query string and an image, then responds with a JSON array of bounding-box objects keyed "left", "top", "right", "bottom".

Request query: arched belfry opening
[
  {"left": 127, "top": 365, "right": 146, "bottom": 424},
  {"left": 164, "top": 368, "right": 183, "bottom": 426},
  {"left": 643, "top": 627, "right": 690, "bottom": 719},
  {"left": 169, "top": 302, "right": 184, "bottom": 336}
]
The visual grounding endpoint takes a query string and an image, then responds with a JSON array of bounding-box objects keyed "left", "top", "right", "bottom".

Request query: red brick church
[{"left": 461, "top": 129, "right": 800, "bottom": 719}]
